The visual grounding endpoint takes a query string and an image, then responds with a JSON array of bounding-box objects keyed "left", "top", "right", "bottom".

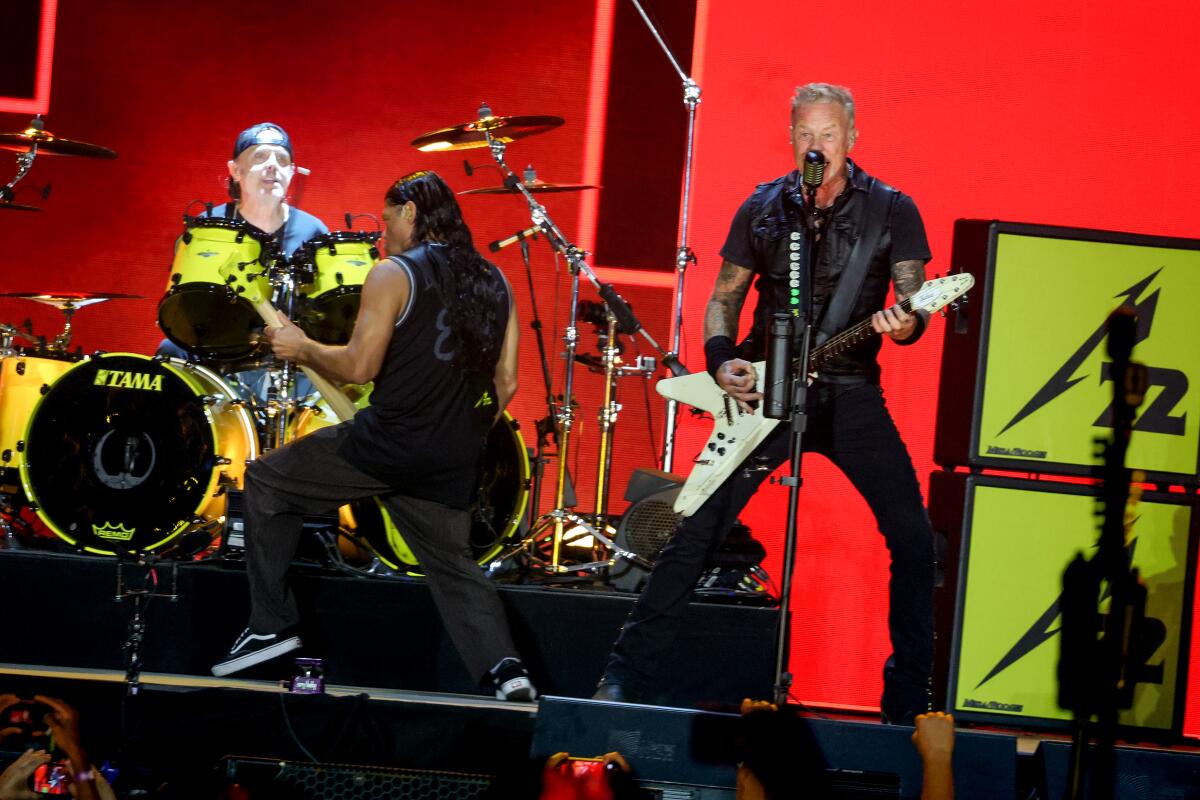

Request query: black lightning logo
[
  {"left": 974, "top": 534, "right": 1139, "bottom": 690},
  {"left": 999, "top": 268, "right": 1162, "bottom": 435}
]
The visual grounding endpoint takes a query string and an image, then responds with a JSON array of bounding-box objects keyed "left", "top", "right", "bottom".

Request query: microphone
[
  {"left": 344, "top": 213, "right": 353, "bottom": 229},
  {"left": 763, "top": 312, "right": 795, "bottom": 420},
  {"left": 489, "top": 225, "right": 540, "bottom": 253},
  {"left": 801, "top": 150, "right": 825, "bottom": 192}
]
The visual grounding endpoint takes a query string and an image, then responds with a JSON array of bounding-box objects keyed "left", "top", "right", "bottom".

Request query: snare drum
[
  {"left": 289, "top": 398, "right": 529, "bottom": 573},
  {"left": 157, "top": 217, "right": 277, "bottom": 361},
  {"left": 294, "top": 232, "right": 380, "bottom": 345},
  {"left": 19, "top": 353, "right": 258, "bottom": 554}
]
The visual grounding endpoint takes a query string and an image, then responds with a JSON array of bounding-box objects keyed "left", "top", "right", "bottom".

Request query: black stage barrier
[{"left": 0, "top": 549, "right": 776, "bottom": 706}]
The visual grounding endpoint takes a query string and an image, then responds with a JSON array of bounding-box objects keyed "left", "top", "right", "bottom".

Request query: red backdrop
[
  {"left": 683, "top": 0, "right": 1200, "bottom": 731},
  {"left": 2, "top": 0, "right": 1198, "bottom": 734}
]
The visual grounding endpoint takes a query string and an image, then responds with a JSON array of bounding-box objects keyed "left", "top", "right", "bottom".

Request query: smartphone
[{"left": 31, "top": 761, "right": 71, "bottom": 795}]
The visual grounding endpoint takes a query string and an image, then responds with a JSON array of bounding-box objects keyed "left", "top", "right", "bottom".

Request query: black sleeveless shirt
[{"left": 338, "top": 242, "right": 510, "bottom": 509}]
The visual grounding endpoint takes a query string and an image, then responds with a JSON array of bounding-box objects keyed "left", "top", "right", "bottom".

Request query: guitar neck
[
  {"left": 247, "top": 298, "right": 359, "bottom": 423},
  {"left": 796, "top": 296, "right": 915, "bottom": 375}
]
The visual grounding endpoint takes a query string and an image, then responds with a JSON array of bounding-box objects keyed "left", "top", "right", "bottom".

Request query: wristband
[
  {"left": 74, "top": 769, "right": 96, "bottom": 782},
  {"left": 893, "top": 312, "right": 926, "bottom": 346},
  {"left": 704, "top": 335, "right": 737, "bottom": 379}
]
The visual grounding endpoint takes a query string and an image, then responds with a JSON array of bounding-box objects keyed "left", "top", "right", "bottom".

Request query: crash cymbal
[
  {"left": 0, "top": 291, "right": 143, "bottom": 310},
  {"left": 412, "top": 114, "right": 564, "bottom": 152},
  {"left": 458, "top": 180, "right": 599, "bottom": 196},
  {"left": 0, "top": 125, "right": 118, "bottom": 159},
  {"left": 0, "top": 200, "right": 42, "bottom": 211}
]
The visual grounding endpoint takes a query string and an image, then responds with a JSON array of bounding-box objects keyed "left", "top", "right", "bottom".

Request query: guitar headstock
[
  {"left": 217, "top": 260, "right": 272, "bottom": 306},
  {"left": 909, "top": 273, "right": 975, "bottom": 315}
]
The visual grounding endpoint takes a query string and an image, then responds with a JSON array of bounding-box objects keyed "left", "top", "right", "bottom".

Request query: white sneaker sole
[
  {"left": 496, "top": 676, "right": 538, "bottom": 702},
  {"left": 211, "top": 635, "right": 302, "bottom": 677}
]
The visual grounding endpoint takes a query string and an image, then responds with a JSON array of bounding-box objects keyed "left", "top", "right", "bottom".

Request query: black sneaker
[
  {"left": 489, "top": 657, "right": 538, "bottom": 702},
  {"left": 211, "top": 627, "right": 302, "bottom": 677}
]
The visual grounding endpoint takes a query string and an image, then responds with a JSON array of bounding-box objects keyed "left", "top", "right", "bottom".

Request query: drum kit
[{"left": 0, "top": 105, "right": 675, "bottom": 582}]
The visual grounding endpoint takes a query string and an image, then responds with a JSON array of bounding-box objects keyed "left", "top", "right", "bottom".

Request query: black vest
[
  {"left": 339, "top": 242, "right": 509, "bottom": 509},
  {"left": 741, "top": 163, "right": 898, "bottom": 384}
]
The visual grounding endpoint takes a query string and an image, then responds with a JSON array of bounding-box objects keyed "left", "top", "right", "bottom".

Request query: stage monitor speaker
[
  {"left": 933, "top": 219, "right": 1200, "bottom": 484},
  {"left": 610, "top": 469, "right": 683, "bottom": 592},
  {"left": 221, "top": 755, "right": 493, "bottom": 799},
  {"left": 938, "top": 471, "right": 1198, "bottom": 734},
  {"left": 1034, "top": 739, "right": 1200, "bottom": 800},
  {"left": 532, "top": 696, "right": 1017, "bottom": 800}
]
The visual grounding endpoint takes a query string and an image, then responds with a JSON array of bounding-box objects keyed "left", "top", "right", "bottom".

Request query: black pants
[
  {"left": 604, "top": 383, "right": 934, "bottom": 711},
  {"left": 242, "top": 422, "right": 519, "bottom": 684}
]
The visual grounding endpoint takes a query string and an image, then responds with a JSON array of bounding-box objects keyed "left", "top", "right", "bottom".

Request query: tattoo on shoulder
[{"left": 891, "top": 259, "right": 927, "bottom": 300}]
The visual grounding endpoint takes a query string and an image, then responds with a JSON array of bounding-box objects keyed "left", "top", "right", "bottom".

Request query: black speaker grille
[
  {"left": 226, "top": 758, "right": 493, "bottom": 800},
  {"left": 622, "top": 498, "right": 680, "bottom": 559}
]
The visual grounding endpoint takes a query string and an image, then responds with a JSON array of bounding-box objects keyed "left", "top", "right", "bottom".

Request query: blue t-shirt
[{"left": 203, "top": 203, "right": 329, "bottom": 258}]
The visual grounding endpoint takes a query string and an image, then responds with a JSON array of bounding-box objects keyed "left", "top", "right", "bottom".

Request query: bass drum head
[
  {"left": 347, "top": 412, "right": 530, "bottom": 573},
  {"left": 20, "top": 354, "right": 223, "bottom": 554}
]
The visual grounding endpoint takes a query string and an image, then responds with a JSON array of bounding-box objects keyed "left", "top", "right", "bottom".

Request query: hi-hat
[
  {"left": 0, "top": 291, "right": 143, "bottom": 310},
  {"left": 0, "top": 125, "right": 118, "bottom": 159},
  {"left": 412, "top": 114, "right": 564, "bottom": 152},
  {"left": 459, "top": 180, "right": 599, "bottom": 196},
  {"left": 0, "top": 200, "right": 42, "bottom": 211}
]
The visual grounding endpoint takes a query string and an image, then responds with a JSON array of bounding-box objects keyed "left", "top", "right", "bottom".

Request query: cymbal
[
  {"left": 0, "top": 126, "right": 118, "bottom": 159},
  {"left": 412, "top": 114, "right": 564, "bottom": 152},
  {"left": 458, "top": 180, "right": 599, "bottom": 196},
  {"left": 0, "top": 200, "right": 42, "bottom": 211},
  {"left": 0, "top": 291, "right": 143, "bottom": 310}
]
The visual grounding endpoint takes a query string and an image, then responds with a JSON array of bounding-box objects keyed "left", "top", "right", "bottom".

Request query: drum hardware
[
  {"left": 1, "top": 116, "right": 117, "bottom": 212},
  {"left": 457, "top": 164, "right": 598, "bottom": 196},
  {"left": 114, "top": 555, "right": 179, "bottom": 703},
  {"left": 445, "top": 102, "right": 680, "bottom": 575}
]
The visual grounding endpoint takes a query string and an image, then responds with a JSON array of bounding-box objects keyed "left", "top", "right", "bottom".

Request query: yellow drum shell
[{"left": 0, "top": 355, "right": 75, "bottom": 471}]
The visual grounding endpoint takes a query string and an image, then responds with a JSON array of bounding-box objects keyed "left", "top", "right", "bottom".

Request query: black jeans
[
  {"left": 604, "top": 382, "right": 934, "bottom": 711},
  {"left": 241, "top": 421, "right": 519, "bottom": 684}
]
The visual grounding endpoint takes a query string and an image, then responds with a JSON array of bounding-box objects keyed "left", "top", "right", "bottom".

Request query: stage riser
[{"left": 0, "top": 550, "right": 776, "bottom": 706}]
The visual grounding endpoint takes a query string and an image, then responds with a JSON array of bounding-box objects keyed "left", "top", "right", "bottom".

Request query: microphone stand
[
  {"left": 627, "top": 0, "right": 700, "bottom": 472},
  {"left": 518, "top": 233, "right": 559, "bottom": 527},
  {"left": 770, "top": 182, "right": 821, "bottom": 705}
]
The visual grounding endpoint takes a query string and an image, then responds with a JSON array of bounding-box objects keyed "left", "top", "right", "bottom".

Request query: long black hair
[{"left": 386, "top": 170, "right": 505, "bottom": 375}]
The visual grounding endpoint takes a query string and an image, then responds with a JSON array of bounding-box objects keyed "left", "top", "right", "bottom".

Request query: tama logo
[
  {"left": 94, "top": 369, "right": 164, "bottom": 391},
  {"left": 93, "top": 521, "right": 135, "bottom": 541}
]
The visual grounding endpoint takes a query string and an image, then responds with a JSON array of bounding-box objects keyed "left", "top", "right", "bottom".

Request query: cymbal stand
[
  {"left": 516, "top": 232, "right": 559, "bottom": 527},
  {"left": 627, "top": 0, "right": 702, "bottom": 472},
  {"left": 481, "top": 113, "right": 667, "bottom": 574},
  {"left": 263, "top": 255, "right": 302, "bottom": 450},
  {"left": 0, "top": 118, "right": 41, "bottom": 205}
]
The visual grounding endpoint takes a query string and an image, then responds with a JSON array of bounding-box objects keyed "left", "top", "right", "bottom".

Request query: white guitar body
[
  {"left": 657, "top": 365, "right": 779, "bottom": 517},
  {"left": 659, "top": 274, "right": 975, "bottom": 517}
]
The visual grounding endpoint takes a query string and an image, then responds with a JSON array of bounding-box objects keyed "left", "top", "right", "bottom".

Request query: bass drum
[
  {"left": 290, "top": 400, "right": 529, "bottom": 573},
  {"left": 19, "top": 354, "right": 258, "bottom": 554}
]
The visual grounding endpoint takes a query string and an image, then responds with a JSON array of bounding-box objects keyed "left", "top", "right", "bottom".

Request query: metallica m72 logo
[
  {"left": 1000, "top": 268, "right": 1187, "bottom": 438},
  {"left": 977, "top": 232, "right": 1200, "bottom": 477}
]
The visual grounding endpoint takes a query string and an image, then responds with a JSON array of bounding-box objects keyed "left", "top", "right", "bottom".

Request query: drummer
[{"left": 158, "top": 122, "right": 328, "bottom": 360}]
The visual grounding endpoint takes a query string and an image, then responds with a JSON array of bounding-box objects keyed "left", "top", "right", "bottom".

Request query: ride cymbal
[
  {"left": 458, "top": 180, "right": 599, "bottom": 196},
  {"left": 412, "top": 114, "right": 564, "bottom": 152},
  {"left": 0, "top": 125, "right": 118, "bottom": 159},
  {"left": 0, "top": 291, "right": 143, "bottom": 310}
]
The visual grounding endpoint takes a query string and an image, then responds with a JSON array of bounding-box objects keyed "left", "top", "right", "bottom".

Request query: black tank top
[{"left": 338, "top": 242, "right": 510, "bottom": 509}]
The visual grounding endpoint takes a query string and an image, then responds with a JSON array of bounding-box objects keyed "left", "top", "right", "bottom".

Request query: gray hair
[{"left": 791, "top": 83, "right": 856, "bottom": 128}]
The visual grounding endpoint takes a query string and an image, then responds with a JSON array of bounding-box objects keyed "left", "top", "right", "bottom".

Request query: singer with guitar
[{"left": 594, "top": 83, "right": 937, "bottom": 724}]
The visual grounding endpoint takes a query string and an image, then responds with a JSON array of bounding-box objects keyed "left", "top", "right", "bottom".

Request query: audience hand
[
  {"left": 0, "top": 749, "right": 51, "bottom": 800},
  {"left": 912, "top": 711, "right": 955, "bottom": 764}
]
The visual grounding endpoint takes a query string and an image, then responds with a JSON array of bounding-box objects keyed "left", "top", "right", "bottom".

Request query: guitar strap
[{"left": 814, "top": 176, "right": 897, "bottom": 347}]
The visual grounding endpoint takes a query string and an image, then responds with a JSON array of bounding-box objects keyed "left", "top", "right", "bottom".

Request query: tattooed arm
[
  {"left": 705, "top": 260, "right": 761, "bottom": 410},
  {"left": 872, "top": 258, "right": 930, "bottom": 342}
]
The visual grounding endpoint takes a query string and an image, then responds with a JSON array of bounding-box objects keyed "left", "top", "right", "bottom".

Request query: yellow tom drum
[
  {"left": 294, "top": 232, "right": 380, "bottom": 345},
  {"left": 0, "top": 353, "right": 76, "bottom": 478},
  {"left": 19, "top": 353, "right": 258, "bottom": 554},
  {"left": 289, "top": 397, "right": 529, "bottom": 573},
  {"left": 157, "top": 216, "right": 277, "bottom": 361}
]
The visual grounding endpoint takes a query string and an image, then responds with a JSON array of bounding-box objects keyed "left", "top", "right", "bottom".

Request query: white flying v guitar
[{"left": 659, "top": 273, "right": 975, "bottom": 516}]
